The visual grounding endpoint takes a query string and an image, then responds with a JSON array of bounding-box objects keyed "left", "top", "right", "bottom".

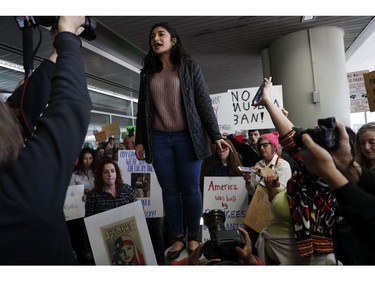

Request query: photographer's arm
[
  {"left": 300, "top": 134, "right": 348, "bottom": 190},
  {"left": 300, "top": 133, "right": 375, "bottom": 250},
  {"left": 235, "top": 227, "right": 264, "bottom": 265},
  {"left": 328, "top": 120, "right": 362, "bottom": 183}
]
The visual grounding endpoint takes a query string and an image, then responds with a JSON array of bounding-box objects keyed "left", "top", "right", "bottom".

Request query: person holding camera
[
  {"left": 171, "top": 227, "right": 264, "bottom": 265},
  {"left": 0, "top": 16, "right": 91, "bottom": 264},
  {"left": 299, "top": 120, "right": 375, "bottom": 263},
  {"left": 251, "top": 77, "right": 338, "bottom": 265}
]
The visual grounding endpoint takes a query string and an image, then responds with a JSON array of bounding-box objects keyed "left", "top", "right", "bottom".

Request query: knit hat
[{"left": 258, "top": 132, "right": 279, "bottom": 152}]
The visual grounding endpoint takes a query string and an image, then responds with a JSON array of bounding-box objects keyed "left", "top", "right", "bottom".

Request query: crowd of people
[{"left": 1, "top": 17, "right": 374, "bottom": 267}]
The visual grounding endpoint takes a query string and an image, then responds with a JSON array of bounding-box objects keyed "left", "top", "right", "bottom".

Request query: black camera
[
  {"left": 202, "top": 209, "right": 245, "bottom": 263},
  {"left": 15, "top": 16, "right": 97, "bottom": 41},
  {"left": 293, "top": 117, "right": 339, "bottom": 150}
]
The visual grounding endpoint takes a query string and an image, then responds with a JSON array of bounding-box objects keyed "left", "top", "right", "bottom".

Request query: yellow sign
[
  {"left": 364, "top": 70, "right": 375, "bottom": 112},
  {"left": 101, "top": 122, "right": 121, "bottom": 137}
]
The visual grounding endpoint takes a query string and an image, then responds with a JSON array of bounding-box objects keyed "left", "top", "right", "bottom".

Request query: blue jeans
[{"left": 152, "top": 130, "right": 203, "bottom": 239}]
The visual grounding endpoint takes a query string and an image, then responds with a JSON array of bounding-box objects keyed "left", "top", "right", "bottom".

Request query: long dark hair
[
  {"left": 73, "top": 147, "right": 96, "bottom": 174},
  {"left": 141, "top": 22, "right": 191, "bottom": 74},
  {"left": 94, "top": 158, "right": 124, "bottom": 192}
]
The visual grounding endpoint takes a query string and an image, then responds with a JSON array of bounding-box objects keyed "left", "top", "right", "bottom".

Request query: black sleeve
[
  {"left": 334, "top": 182, "right": 375, "bottom": 251},
  {"left": 4, "top": 31, "right": 92, "bottom": 220},
  {"left": 357, "top": 167, "right": 375, "bottom": 196},
  {"left": 7, "top": 59, "right": 56, "bottom": 139}
]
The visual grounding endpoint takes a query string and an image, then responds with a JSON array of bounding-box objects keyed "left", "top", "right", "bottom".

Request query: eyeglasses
[{"left": 259, "top": 142, "right": 271, "bottom": 149}]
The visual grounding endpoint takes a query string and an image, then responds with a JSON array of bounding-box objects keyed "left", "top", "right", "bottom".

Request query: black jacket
[
  {"left": 135, "top": 58, "right": 222, "bottom": 164},
  {"left": 334, "top": 168, "right": 375, "bottom": 254},
  {"left": 0, "top": 32, "right": 92, "bottom": 264}
]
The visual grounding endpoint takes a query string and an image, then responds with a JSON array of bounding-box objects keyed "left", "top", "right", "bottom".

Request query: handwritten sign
[
  {"left": 210, "top": 92, "right": 235, "bottom": 134},
  {"left": 102, "top": 122, "right": 121, "bottom": 137},
  {"left": 243, "top": 185, "right": 273, "bottom": 233},
  {"left": 202, "top": 177, "right": 248, "bottom": 242},
  {"left": 63, "top": 185, "right": 85, "bottom": 221},
  {"left": 228, "top": 85, "right": 283, "bottom": 130},
  {"left": 348, "top": 70, "right": 369, "bottom": 113},
  {"left": 118, "top": 150, "right": 163, "bottom": 218},
  {"left": 94, "top": 130, "right": 107, "bottom": 143}
]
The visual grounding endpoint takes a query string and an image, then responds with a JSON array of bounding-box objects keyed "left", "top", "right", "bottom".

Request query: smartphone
[
  {"left": 238, "top": 166, "right": 256, "bottom": 173},
  {"left": 14, "top": 16, "right": 38, "bottom": 30},
  {"left": 252, "top": 80, "right": 266, "bottom": 104}
]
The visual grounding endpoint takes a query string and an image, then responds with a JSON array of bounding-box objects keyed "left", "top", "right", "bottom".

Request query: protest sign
[
  {"left": 84, "top": 200, "right": 157, "bottom": 265},
  {"left": 228, "top": 85, "right": 283, "bottom": 130},
  {"left": 202, "top": 176, "right": 248, "bottom": 242},
  {"left": 63, "top": 185, "right": 85, "bottom": 221},
  {"left": 347, "top": 70, "right": 369, "bottom": 113},
  {"left": 243, "top": 185, "right": 273, "bottom": 233},
  {"left": 210, "top": 92, "right": 236, "bottom": 134},
  {"left": 118, "top": 150, "right": 163, "bottom": 218}
]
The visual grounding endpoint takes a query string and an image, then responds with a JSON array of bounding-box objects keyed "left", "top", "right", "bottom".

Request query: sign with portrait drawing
[
  {"left": 118, "top": 150, "right": 163, "bottom": 218},
  {"left": 63, "top": 185, "right": 85, "bottom": 221},
  {"left": 202, "top": 176, "right": 248, "bottom": 242},
  {"left": 84, "top": 200, "right": 157, "bottom": 265},
  {"left": 227, "top": 85, "right": 283, "bottom": 130}
]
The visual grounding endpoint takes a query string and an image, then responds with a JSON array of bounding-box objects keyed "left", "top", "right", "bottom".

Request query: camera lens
[{"left": 203, "top": 209, "right": 226, "bottom": 233}]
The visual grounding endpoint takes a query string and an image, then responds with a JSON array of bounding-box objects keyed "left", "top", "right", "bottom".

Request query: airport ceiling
[{"left": 0, "top": 16, "right": 374, "bottom": 106}]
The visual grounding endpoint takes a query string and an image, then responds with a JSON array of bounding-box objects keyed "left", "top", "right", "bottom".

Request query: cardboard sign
[
  {"left": 364, "top": 70, "right": 375, "bottom": 112},
  {"left": 94, "top": 130, "right": 107, "bottom": 143},
  {"left": 243, "top": 184, "right": 273, "bottom": 233},
  {"left": 102, "top": 122, "right": 121, "bottom": 137}
]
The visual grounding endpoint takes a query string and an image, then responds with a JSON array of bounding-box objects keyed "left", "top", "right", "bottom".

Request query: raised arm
[{"left": 253, "top": 77, "right": 294, "bottom": 138}]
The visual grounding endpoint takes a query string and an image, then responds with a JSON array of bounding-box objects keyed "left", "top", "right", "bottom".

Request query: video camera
[
  {"left": 202, "top": 209, "right": 245, "bottom": 263},
  {"left": 293, "top": 117, "right": 339, "bottom": 150},
  {"left": 15, "top": 16, "right": 97, "bottom": 41}
]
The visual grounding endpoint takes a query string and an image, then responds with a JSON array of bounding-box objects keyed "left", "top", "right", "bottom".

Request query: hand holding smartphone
[
  {"left": 238, "top": 166, "right": 256, "bottom": 173},
  {"left": 252, "top": 80, "right": 266, "bottom": 105}
]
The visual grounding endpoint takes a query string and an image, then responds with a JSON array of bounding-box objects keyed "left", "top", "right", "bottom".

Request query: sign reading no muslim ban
[{"left": 228, "top": 85, "right": 283, "bottom": 131}]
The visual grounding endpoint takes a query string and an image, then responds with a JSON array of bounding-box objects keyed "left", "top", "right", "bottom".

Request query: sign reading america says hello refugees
[{"left": 118, "top": 150, "right": 163, "bottom": 218}]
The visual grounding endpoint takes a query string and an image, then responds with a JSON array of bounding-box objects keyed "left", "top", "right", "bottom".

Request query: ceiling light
[{"left": 301, "top": 16, "right": 316, "bottom": 23}]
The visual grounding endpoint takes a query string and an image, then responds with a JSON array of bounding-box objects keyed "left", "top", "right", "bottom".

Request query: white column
[{"left": 264, "top": 26, "right": 351, "bottom": 128}]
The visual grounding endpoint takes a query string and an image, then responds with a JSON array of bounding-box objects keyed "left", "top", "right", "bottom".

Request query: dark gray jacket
[{"left": 135, "top": 58, "right": 222, "bottom": 164}]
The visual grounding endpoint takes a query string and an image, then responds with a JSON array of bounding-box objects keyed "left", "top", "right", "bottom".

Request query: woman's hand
[
  {"left": 252, "top": 77, "right": 272, "bottom": 107},
  {"left": 58, "top": 16, "right": 85, "bottom": 36},
  {"left": 215, "top": 139, "right": 233, "bottom": 152},
  {"left": 135, "top": 144, "right": 145, "bottom": 160},
  {"left": 235, "top": 227, "right": 260, "bottom": 265}
]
